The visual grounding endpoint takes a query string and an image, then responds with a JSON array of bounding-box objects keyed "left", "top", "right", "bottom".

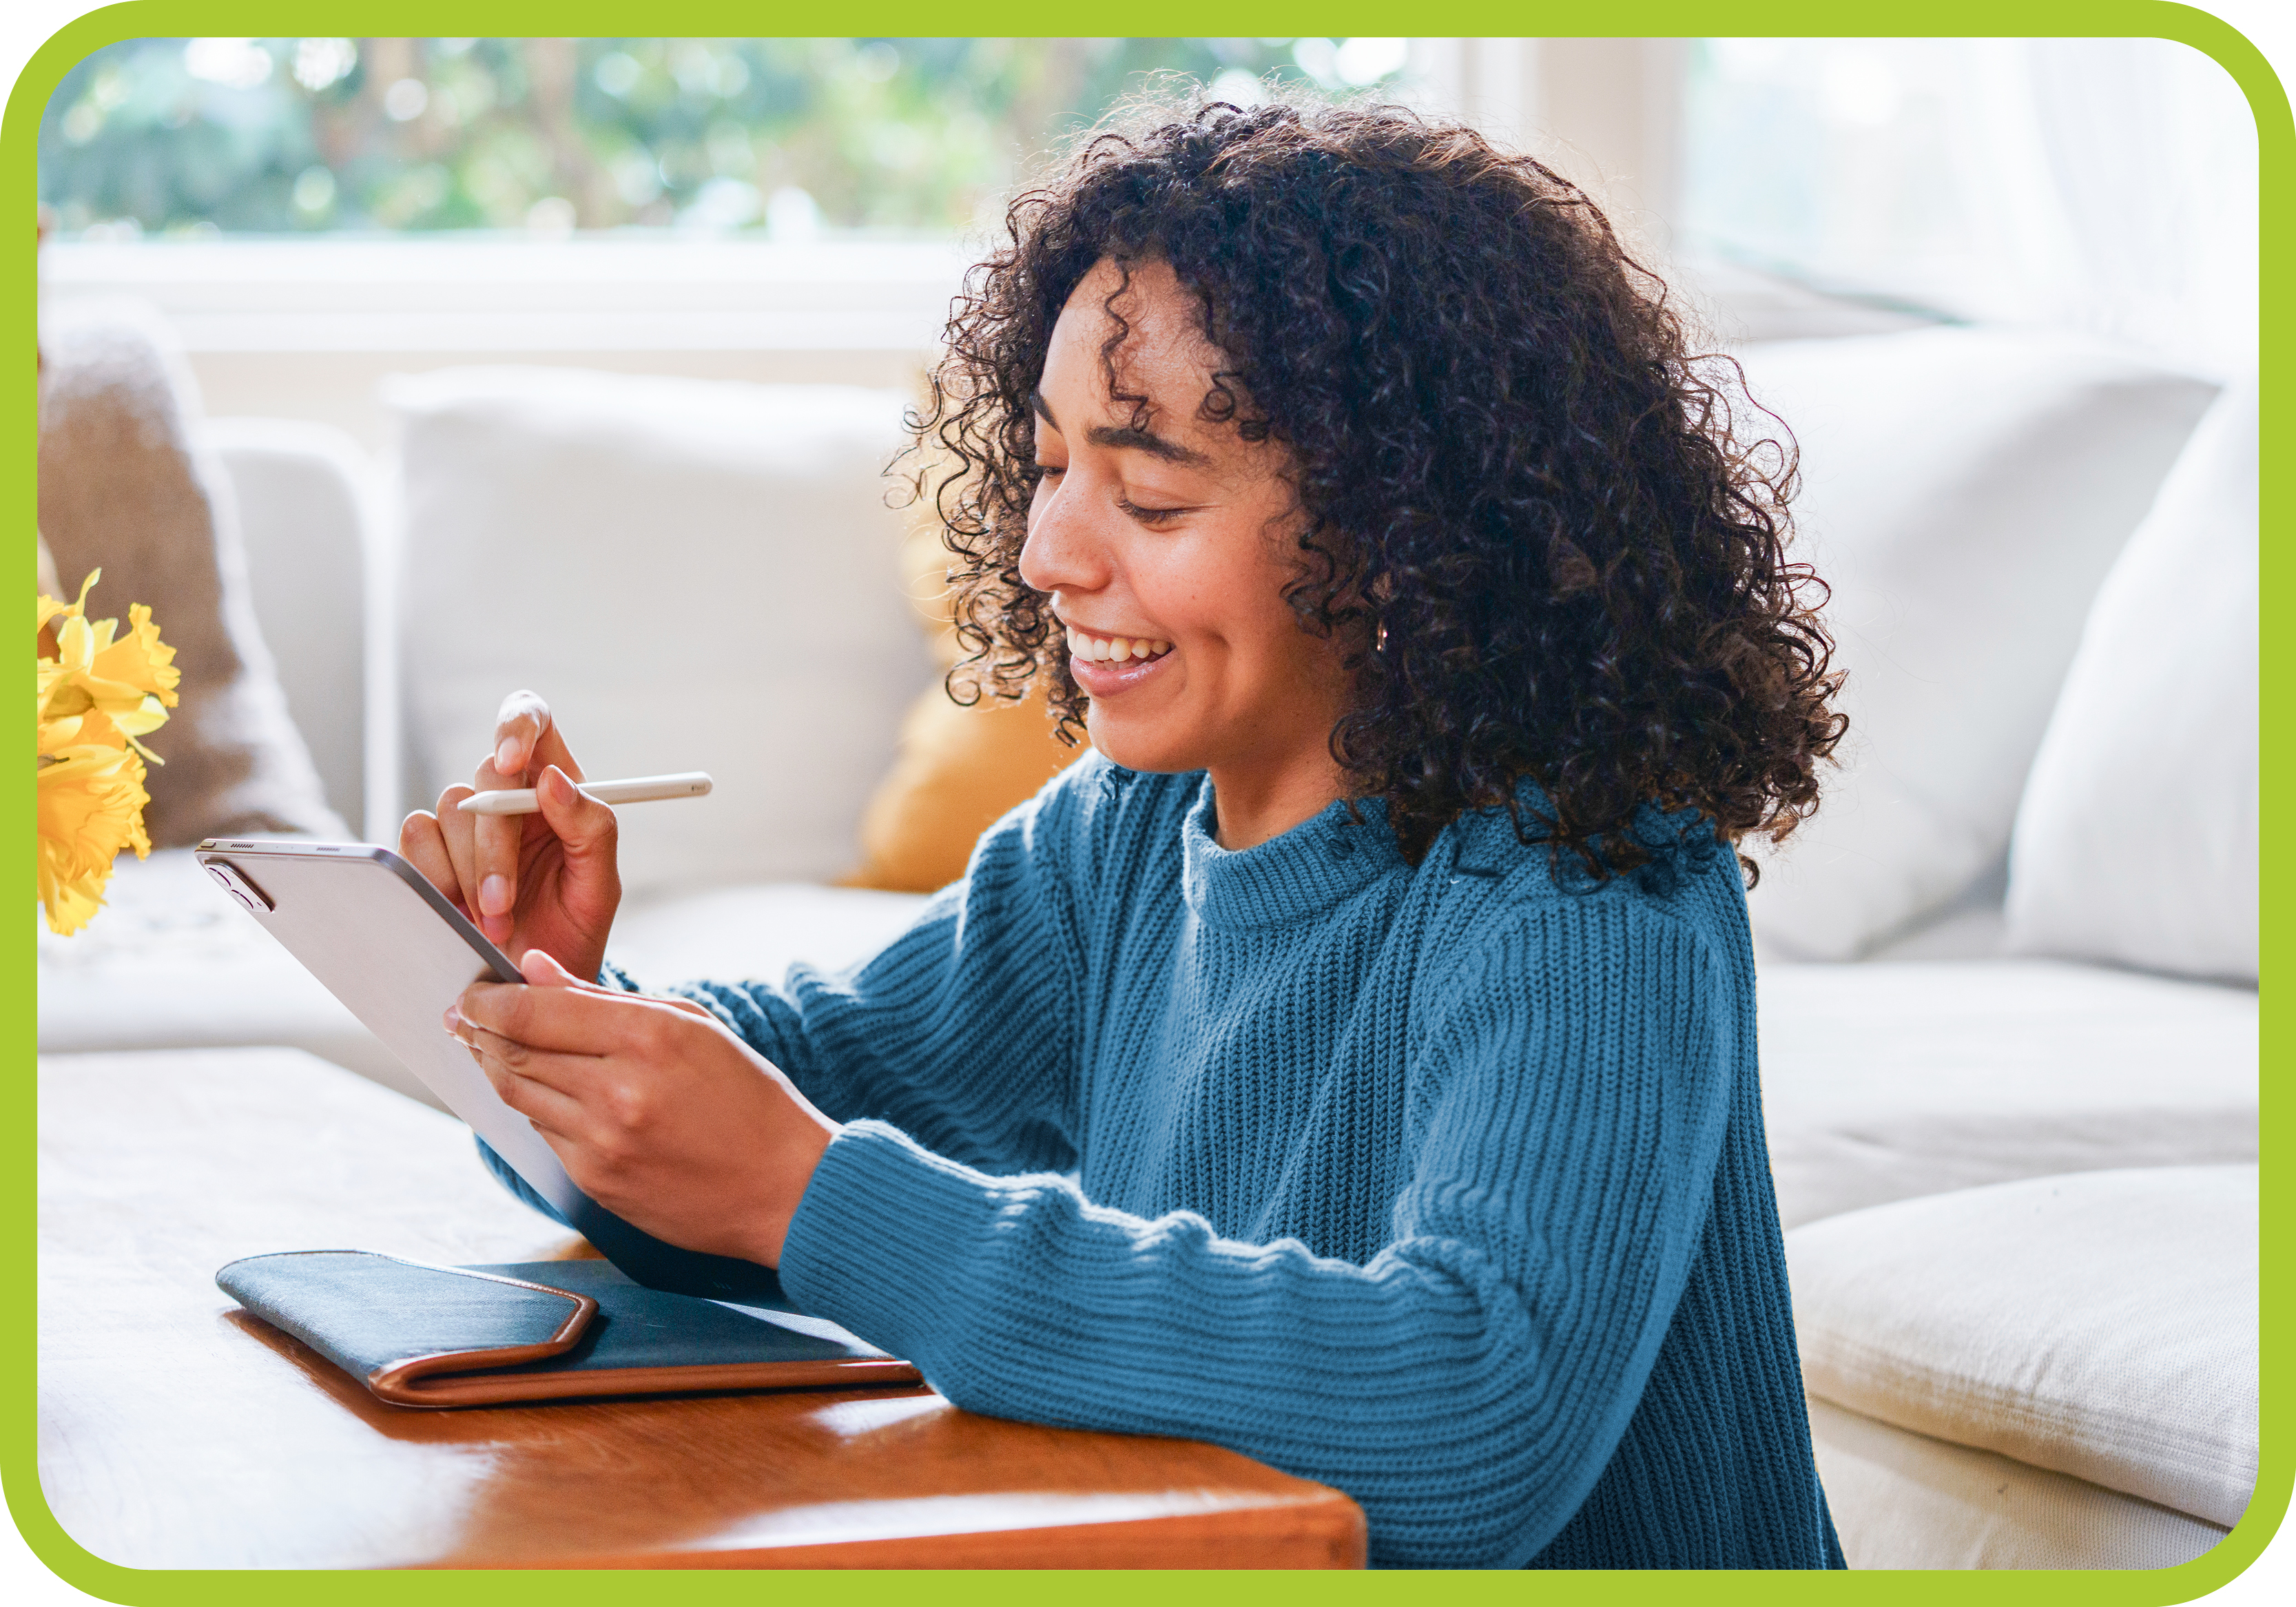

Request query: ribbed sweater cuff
[{"left": 778, "top": 1118, "right": 1011, "bottom": 1362}]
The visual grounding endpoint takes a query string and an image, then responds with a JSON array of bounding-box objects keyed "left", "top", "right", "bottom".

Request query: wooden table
[{"left": 37, "top": 1048, "right": 1366, "bottom": 1568}]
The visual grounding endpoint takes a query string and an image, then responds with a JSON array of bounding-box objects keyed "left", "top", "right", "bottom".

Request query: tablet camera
[{"left": 204, "top": 860, "right": 273, "bottom": 913}]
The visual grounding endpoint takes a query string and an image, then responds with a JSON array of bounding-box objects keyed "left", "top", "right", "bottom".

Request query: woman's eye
[
  {"left": 1119, "top": 497, "right": 1187, "bottom": 526},
  {"left": 1033, "top": 462, "right": 1065, "bottom": 480}
]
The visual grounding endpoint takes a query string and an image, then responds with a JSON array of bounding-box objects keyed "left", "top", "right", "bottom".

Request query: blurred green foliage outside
[{"left": 38, "top": 37, "right": 1411, "bottom": 238}]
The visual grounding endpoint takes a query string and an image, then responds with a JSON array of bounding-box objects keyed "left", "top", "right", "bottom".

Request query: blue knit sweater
[{"left": 542, "top": 754, "right": 1841, "bottom": 1568}]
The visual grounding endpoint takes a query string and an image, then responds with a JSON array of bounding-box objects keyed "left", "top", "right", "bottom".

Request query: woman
[{"left": 413, "top": 96, "right": 1847, "bottom": 1569}]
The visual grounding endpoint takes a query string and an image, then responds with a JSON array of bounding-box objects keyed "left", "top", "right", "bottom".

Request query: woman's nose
[{"left": 1017, "top": 475, "right": 1108, "bottom": 597}]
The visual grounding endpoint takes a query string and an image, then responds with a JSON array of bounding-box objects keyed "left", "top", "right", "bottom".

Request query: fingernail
[
  {"left": 495, "top": 737, "right": 519, "bottom": 774},
  {"left": 543, "top": 767, "right": 569, "bottom": 802},
  {"left": 442, "top": 1005, "right": 462, "bottom": 1035},
  {"left": 479, "top": 874, "right": 510, "bottom": 915}
]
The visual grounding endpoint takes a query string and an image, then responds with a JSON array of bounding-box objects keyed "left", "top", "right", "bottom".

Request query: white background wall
[{"left": 11, "top": 9, "right": 2290, "bottom": 1599}]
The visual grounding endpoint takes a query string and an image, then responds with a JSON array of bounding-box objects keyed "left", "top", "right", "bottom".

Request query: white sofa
[{"left": 35, "top": 296, "right": 2258, "bottom": 1570}]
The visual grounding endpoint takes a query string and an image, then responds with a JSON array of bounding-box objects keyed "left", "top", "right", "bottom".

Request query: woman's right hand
[{"left": 400, "top": 690, "right": 621, "bottom": 983}]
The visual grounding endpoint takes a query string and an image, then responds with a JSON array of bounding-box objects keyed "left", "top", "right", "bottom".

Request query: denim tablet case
[{"left": 217, "top": 1250, "right": 920, "bottom": 1407}]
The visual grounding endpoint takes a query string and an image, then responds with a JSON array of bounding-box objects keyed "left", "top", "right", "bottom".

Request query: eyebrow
[{"left": 1031, "top": 388, "right": 1212, "bottom": 468}]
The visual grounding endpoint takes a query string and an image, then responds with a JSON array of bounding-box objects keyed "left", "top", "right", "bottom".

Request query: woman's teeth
[{"left": 1066, "top": 628, "right": 1172, "bottom": 664}]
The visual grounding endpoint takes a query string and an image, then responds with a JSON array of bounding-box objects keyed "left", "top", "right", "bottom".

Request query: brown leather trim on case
[
  {"left": 361, "top": 1263, "right": 599, "bottom": 1403},
  {"left": 382, "top": 1355, "right": 923, "bottom": 1408}
]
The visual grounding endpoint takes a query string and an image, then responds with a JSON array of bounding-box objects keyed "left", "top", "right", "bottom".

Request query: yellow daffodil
[
  {"left": 38, "top": 569, "right": 179, "bottom": 760},
  {"left": 37, "top": 569, "right": 176, "bottom": 935},
  {"left": 37, "top": 741, "right": 152, "bottom": 935}
]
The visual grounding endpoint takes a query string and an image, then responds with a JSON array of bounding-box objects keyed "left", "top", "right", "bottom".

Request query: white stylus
[{"left": 455, "top": 771, "right": 715, "bottom": 816}]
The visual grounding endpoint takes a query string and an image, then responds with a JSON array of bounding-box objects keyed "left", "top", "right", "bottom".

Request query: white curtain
[
  {"left": 1683, "top": 37, "right": 2258, "bottom": 380},
  {"left": 2020, "top": 39, "right": 2258, "bottom": 380}
]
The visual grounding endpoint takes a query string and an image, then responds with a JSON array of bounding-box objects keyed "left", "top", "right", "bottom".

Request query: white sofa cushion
[
  {"left": 1806, "top": 1396, "right": 2228, "bottom": 1569},
  {"left": 1731, "top": 329, "right": 2215, "bottom": 958},
  {"left": 387, "top": 368, "right": 935, "bottom": 898},
  {"left": 2004, "top": 383, "right": 2258, "bottom": 982},
  {"left": 610, "top": 880, "right": 929, "bottom": 991},
  {"left": 203, "top": 418, "right": 376, "bottom": 838},
  {"left": 1757, "top": 959, "right": 2256, "bottom": 1228},
  {"left": 1786, "top": 1165, "right": 2259, "bottom": 1528}
]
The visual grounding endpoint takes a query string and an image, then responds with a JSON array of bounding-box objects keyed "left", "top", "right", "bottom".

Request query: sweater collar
[{"left": 1178, "top": 776, "right": 1402, "bottom": 929}]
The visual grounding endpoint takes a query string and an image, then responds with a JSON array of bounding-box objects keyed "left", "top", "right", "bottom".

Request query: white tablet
[{"left": 194, "top": 838, "right": 786, "bottom": 1303}]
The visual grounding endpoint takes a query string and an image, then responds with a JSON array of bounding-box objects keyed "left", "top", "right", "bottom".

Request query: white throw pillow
[
  {"left": 1730, "top": 329, "right": 2215, "bottom": 959},
  {"left": 39, "top": 301, "right": 347, "bottom": 844},
  {"left": 1786, "top": 1165, "right": 2258, "bottom": 1529},
  {"left": 388, "top": 368, "right": 935, "bottom": 896},
  {"left": 2003, "top": 384, "right": 2257, "bottom": 982}
]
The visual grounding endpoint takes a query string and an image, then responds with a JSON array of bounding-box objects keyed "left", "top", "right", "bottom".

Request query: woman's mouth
[
  {"left": 1065, "top": 626, "right": 1175, "bottom": 692},
  {"left": 1066, "top": 627, "right": 1172, "bottom": 665}
]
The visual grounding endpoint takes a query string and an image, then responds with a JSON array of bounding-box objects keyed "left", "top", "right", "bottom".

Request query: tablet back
[{"left": 193, "top": 840, "right": 787, "bottom": 1303}]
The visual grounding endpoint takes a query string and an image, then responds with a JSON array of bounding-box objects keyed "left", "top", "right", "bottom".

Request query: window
[{"left": 39, "top": 37, "right": 1415, "bottom": 238}]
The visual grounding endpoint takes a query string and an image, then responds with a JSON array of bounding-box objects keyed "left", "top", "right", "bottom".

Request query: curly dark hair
[{"left": 909, "top": 92, "right": 1845, "bottom": 881}]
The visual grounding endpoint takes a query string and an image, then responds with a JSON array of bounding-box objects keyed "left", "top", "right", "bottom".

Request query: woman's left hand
[{"left": 448, "top": 950, "right": 836, "bottom": 1267}]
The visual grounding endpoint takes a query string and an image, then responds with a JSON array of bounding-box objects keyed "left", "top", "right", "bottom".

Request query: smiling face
[{"left": 1019, "top": 257, "right": 1354, "bottom": 848}]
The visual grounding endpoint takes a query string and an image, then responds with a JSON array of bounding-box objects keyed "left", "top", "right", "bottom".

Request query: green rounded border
[{"left": 5, "top": 3, "right": 2284, "bottom": 1601}]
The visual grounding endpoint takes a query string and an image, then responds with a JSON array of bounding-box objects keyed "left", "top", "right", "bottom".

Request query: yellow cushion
[{"left": 844, "top": 511, "right": 1088, "bottom": 893}]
